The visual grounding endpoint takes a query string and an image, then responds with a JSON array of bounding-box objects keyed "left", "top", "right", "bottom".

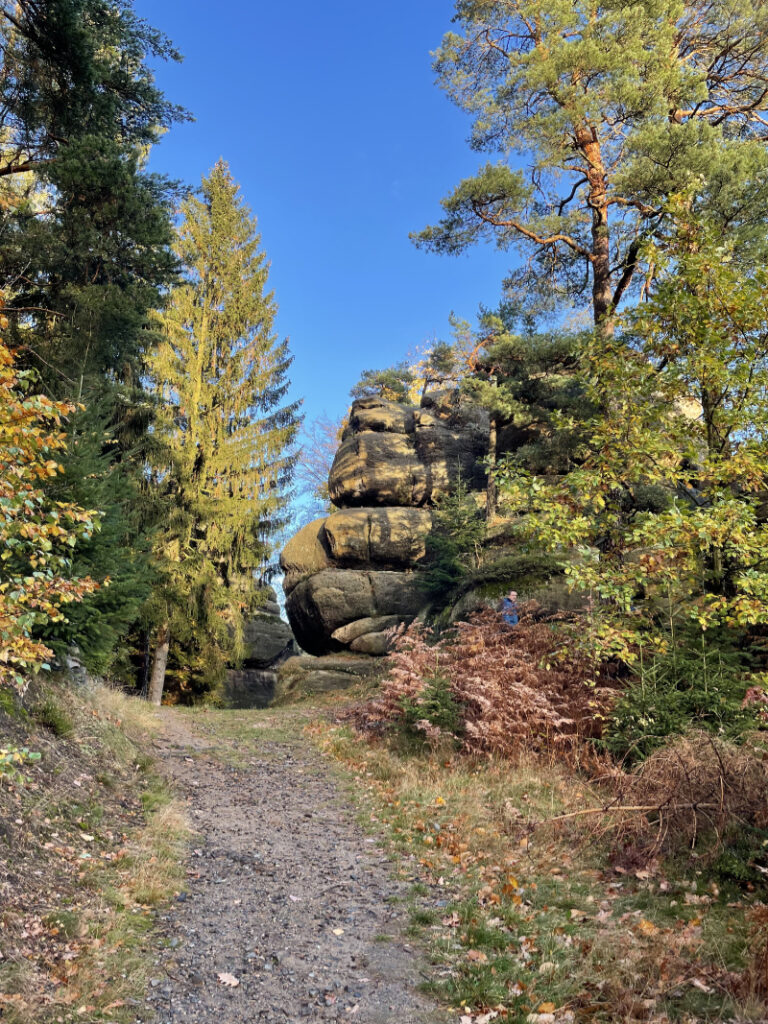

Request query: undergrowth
[
  {"left": 348, "top": 605, "right": 618, "bottom": 760},
  {"left": 320, "top": 607, "right": 768, "bottom": 1022},
  {"left": 0, "top": 679, "right": 189, "bottom": 1024}
]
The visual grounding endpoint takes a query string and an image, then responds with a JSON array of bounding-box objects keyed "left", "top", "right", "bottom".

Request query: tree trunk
[
  {"left": 486, "top": 415, "right": 498, "bottom": 525},
  {"left": 148, "top": 624, "right": 170, "bottom": 706},
  {"left": 577, "top": 126, "right": 613, "bottom": 332}
]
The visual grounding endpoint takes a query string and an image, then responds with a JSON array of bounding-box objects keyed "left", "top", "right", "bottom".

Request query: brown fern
[{"left": 349, "top": 604, "right": 618, "bottom": 762}]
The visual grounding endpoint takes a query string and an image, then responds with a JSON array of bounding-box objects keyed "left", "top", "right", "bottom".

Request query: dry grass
[
  {"left": 311, "top": 717, "right": 768, "bottom": 1023},
  {"left": 0, "top": 678, "right": 190, "bottom": 1024},
  {"left": 91, "top": 679, "right": 164, "bottom": 742},
  {"left": 608, "top": 731, "right": 768, "bottom": 864}
]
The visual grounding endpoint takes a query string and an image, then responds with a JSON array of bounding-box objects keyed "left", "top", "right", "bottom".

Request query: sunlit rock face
[
  {"left": 280, "top": 392, "right": 488, "bottom": 659},
  {"left": 328, "top": 394, "right": 487, "bottom": 507}
]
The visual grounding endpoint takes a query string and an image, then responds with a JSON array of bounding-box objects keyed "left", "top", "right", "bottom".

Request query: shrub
[
  {"left": 399, "top": 671, "right": 463, "bottom": 738},
  {"left": 418, "top": 477, "right": 486, "bottom": 603},
  {"left": 0, "top": 327, "right": 98, "bottom": 692},
  {"left": 605, "top": 627, "right": 763, "bottom": 764},
  {"left": 0, "top": 746, "right": 41, "bottom": 783},
  {"left": 351, "top": 605, "right": 617, "bottom": 760}
]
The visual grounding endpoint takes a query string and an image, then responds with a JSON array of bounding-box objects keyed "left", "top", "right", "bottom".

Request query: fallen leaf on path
[
  {"left": 217, "top": 972, "right": 239, "bottom": 987},
  {"left": 332, "top": 928, "right": 344, "bottom": 936},
  {"left": 637, "top": 918, "right": 659, "bottom": 936}
]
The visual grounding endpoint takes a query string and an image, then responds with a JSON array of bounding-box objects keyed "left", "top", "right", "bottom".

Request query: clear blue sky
[{"left": 134, "top": 0, "right": 513, "bottom": 427}]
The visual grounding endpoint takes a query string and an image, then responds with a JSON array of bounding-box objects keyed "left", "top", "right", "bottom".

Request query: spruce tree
[
  {"left": 0, "top": 0, "right": 185, "bottom": 677},
  {"left": 0, "top": 0, "right": 185, "bottom": 387},
  {"left": 147, "top": 161, "right": 301, "bottom": 704},
  {"left": 42, "top": 402, "right": 157, "bottom": 675}
]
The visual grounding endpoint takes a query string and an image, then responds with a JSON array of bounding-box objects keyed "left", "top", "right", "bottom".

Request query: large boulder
[
  {"left": 347, "top": 399, "right": 414, "bottom": 435},
  {"left": 224, "top": 585, "right": 297, "bottom": 708},
  {"left": 280, "top": 518, "right": 333, "bottom": 595},
  {"left": 242, "top": 613, "right": 295, "bottom": 668},
  {"left": 224, "top": 668, "right": 277, "bottom": 709},
  {"left": 331, "top": 614, "right": 402, "bottom": 644},
  {"left": 328, "top": 431, "right": 423, "bottom": 507},
  {"left": 323, "top": 507, "right": 432, "bottom": 568},
  {"left": 285, "top": 568, "right": 423, "bottom": 655},
  {"left": 349, "top": 631, "right": 392, "bottom": 655}
]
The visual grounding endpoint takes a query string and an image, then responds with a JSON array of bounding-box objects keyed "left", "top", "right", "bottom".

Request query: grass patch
[
  {"left": 31, "top": 697, "right": 74, "bottom": 737},
  {"left": 309, "top": 717, "right": 767, "bottom": 1023}
]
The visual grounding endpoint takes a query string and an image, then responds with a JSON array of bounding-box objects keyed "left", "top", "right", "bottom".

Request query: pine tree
[
  {"left": 494, "top": 205, "right": 768, "bottom": 663},
  {"left": 350, "top": 363, "right": 415, "bottom": 403},
  {"left": 146, "top": 161, "right": 301, "bottom": 705},
  {"left": 413, "top": 0, "right": 768, "bottom": 330}
]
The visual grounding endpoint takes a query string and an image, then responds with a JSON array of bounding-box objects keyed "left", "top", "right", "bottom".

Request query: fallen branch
[{"left": 539, "top": 801, "right": 719, "bottom": 825}]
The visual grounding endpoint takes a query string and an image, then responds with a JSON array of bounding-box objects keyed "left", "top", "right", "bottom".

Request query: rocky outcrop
[
  {"left": 328, "top": 394, "right": 487, "bottom": 507},
  {"left": 275, "top": 653, "right": 382, "bottom": 702},
  {"left": 224, "top": 588, "right": 297, "bottom": 708},
  {"left": 281, "top": 392, "right": 488, "bottom": 658},
  {"left": 324, "top": 507, "right": 433, "bottom": 567}
]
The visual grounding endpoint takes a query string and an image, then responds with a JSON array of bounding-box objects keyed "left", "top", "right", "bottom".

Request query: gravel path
[{"left": 139, "top": 710, "right": 440, "bottom": 1024}]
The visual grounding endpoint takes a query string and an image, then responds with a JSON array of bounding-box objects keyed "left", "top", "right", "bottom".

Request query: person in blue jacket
[{"left": 501, "top": 589, "right": 519, "bottom": 626}]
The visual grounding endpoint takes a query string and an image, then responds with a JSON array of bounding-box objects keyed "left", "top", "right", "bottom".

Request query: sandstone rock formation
[
  {"left": 224, "top": 587, "right": 297, "bottom": 708},
  {"left": 328, "top": 393, "right": 487, "bottom": 507},
  {"left": 275, "top": 652, "right": 383, "bottom": 702},
  {"left": 285, "top": 568, "right": 423, "bottom": 656},
  {"left": 281, "top": 392, "right": 488, "bottom": 659}
]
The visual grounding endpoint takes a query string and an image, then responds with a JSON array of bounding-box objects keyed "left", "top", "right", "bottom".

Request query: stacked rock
[
  {"left": 223, "top": 586, "right": 296, "bottom": 708},
  {"left": 280, "top": 391, "right": 488, "bottom": 672}
]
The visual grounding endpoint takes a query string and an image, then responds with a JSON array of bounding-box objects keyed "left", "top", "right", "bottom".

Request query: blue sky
[{"left": 134, "top": 0, "right": 513, "bottom": 427}]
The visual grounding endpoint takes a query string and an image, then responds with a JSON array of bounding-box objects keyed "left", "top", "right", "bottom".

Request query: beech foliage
[{"left": 0, "top": 320, "right": 97, "bottom": 690}]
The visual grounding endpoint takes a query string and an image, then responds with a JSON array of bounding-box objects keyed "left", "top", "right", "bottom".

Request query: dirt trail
[{"left": 138, "top": 709, "right": 440, "bottom": 1024}]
